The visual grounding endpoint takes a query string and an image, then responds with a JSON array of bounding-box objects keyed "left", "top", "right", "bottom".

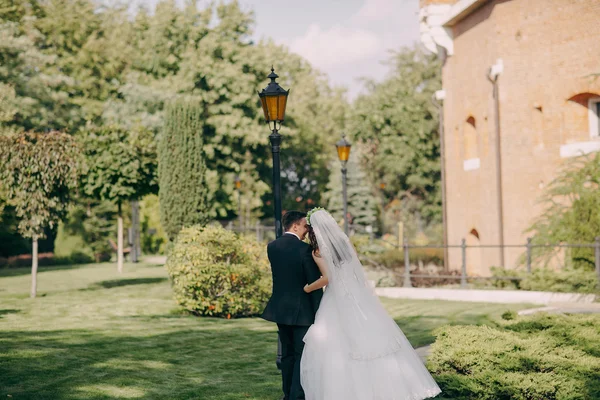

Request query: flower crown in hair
[{"left": 306, "top": 207, "right": 326, "bottom": 226}]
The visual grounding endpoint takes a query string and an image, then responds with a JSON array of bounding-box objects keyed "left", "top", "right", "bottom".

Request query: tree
[
  {"left": 79, "top": 125, "right": 157, "bottom": 272},
  {"left": 526, "top": 153, "right": 600, "bottom": 269},
  {"left": 1, "top": 0, "right": 350, "bottom": 242},
  {"left": 33, "top": 0, "right": 133, "bottom": 128},
  {"left": 0, "top": 131, "right": 80, "bottom": 297},
  {"left": 104, "top": 1, "right": 349, "bottom": 220},
  {"left": 0, "top": 0, "right": 82, "bottom": 132},
  {"left": 159, "top": 99, "right": 210, "bottom": 240},
  {"left": 350, "top": 45, "right": 442, "bottom": 226},
  {"left": 324, "top": 151, "right": 377, "bottom": 230}
]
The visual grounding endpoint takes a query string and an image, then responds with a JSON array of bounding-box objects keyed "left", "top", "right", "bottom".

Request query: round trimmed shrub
[{"left": 166, "top": 225, "right": 271, "bottom": 318}]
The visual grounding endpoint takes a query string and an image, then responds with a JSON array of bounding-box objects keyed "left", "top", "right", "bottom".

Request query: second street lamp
[{"left": 336, "top": 135, "right": 352, "bottom": 236}]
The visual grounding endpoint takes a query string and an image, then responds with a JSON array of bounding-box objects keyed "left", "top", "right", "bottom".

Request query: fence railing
[
  {"left": 224, "top": 222, "right": 600, "bottom": 290},
  {"left": 223, "top": 221, "right": 277, "bottom": 243},
  {"left": 380, "top": 237, "right": 600, "bottom": 289}
]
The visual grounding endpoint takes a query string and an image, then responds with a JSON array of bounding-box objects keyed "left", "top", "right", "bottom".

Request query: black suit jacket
[{"left": 261, "top": 234, "right": 323, "bottom": 326}]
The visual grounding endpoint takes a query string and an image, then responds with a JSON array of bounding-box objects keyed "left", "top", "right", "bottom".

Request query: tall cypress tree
[{"left": 159, "top": 99, "right": 210, "bottom": 240}]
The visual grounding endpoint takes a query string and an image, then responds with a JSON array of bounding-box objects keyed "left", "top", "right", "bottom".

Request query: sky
[{"left": 131, "top": 0, "right": 421, "bottom": 99}]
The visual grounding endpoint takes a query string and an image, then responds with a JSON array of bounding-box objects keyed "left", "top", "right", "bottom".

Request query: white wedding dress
[{"left": 300, "top": 210, "right": 441, "bottom": 400}]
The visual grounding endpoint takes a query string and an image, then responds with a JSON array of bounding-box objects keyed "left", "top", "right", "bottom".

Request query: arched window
[
  {"left": 466, "top": 228, "right": 482, "bottom": 275},
  {"left": 463, "top": 116, "right": 480, "bottom": 170},
  {"left": 560, "top": 93, "right": 600, "bottom": 158},
  {"left": 566, "top": 93, "right": 600, "bottom": 137}
]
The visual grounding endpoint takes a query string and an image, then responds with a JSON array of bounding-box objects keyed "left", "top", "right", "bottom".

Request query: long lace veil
[{"left": 310, "top": 209, "right": 412, "bottom": 360}]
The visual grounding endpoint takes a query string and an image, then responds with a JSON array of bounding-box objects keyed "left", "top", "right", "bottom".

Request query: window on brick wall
[
  {"left": 464, "top": 117, "right": 478, "bottom": 159},
  {"left": 466, "top": 228, "right": 482, "bottom": 275},
  {"left": 463, "top": 116, "right": 480, "bottom": 171},
  {"left": 560, "top": 93, "right": 600, "bottom": 158},
  {"left": 589, "top": 98, "right": 600, "bottom": 138}
]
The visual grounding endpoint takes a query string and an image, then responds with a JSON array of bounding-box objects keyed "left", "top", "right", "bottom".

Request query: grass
[{"left": 0, "top": 262, "right": 533, "bottom": 399}]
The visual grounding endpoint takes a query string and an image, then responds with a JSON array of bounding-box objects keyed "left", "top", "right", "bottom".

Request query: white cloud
[
  {"left": 354, "top": 0, "right": 396, "bottom": 22},
  {"left": 265, "top": 0, "right": 419, "bottom": 99},
  {"left": 288, "top": 23, "right": 382, "bottom": 70}
]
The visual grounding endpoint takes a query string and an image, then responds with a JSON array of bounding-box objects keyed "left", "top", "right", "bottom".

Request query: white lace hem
[{"left": 405, "top": 387, "right": 442, "bottom": 400}]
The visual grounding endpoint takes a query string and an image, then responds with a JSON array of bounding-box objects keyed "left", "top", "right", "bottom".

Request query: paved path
[
  {"left": 415, "top": 345, "right": 432, "bottom": 363},
  {"left": 144, "top": 255, "right": 167, "bottom": 265},
  {"left": 375, "top": 286, "right": 597, "bottom": 305}
]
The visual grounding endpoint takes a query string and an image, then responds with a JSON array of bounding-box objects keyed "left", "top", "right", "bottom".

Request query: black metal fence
[
  {"left": 224, "top": 222, "right": 600, "bottom": 290},
  {"left": 390, "top": 237, "right": 600, "bottom": 289},
  {"left": 224, "top": 221, "right": 277, "bottom": 243}
]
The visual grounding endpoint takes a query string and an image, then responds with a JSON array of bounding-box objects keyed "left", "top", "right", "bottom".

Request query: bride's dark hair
[{"left": 307, "top": 225, "right": 319, "bottom": 253}]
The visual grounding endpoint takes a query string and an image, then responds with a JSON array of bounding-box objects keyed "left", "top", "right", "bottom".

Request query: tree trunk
[
  {"left": 30, "top": 238, "right": 38, "bottom": 298},
  {"left": 131, "top": 200, "right": 141, "bottom": 263},
  {"left": 118, "top": 202, "right": 124, "bottom": 274}
]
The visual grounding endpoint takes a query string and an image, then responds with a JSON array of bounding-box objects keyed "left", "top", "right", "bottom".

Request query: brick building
[{"left": 419, "top": 0, "right": 600, "bottom": 274}]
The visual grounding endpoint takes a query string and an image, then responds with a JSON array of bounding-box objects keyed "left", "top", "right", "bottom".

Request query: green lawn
[{"left": 0, "top": 262, "right": 533, "bottom": 399}]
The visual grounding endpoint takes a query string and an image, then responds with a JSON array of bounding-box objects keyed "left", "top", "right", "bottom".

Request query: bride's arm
[{"left": 304, "top": 250, "right": 329, "bottom": 293}]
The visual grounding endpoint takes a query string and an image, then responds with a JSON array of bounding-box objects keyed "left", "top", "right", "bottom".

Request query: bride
[{"left": 300, "top": 208, "right": 441, "bottom": 400}]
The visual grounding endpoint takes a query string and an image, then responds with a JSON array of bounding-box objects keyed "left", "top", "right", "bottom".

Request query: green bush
[
  {"left": 489, "top": 266, "right": 522, "bottom": 290},
  {"left": 371, "top": 248, "right": 444, "bottom": 268},
  {"left": 490, "top": 267, "right": 599, "bottom": 294},
  {"left": 520, "top": 268, "right": 598, "bottom": 294},
  {"left": 166, "top": 225, "right": 271, "bottom": 318},
  {"left": 429, "top": 314, "right": 600, "bottom": 399}
]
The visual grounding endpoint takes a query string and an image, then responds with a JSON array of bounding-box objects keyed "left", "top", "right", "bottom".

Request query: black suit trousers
[{"left": 277, "top": 323, "right": 310, "bottom": 400}]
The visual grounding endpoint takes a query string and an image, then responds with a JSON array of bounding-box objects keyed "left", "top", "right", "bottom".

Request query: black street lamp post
[
  {"left": 258, "top": 67, "right": 289, "bottom": 239},
  {"left": 336, "top": 135, "right": 352, "bottom": 236},
  {"left": 258, "top": 67, "right": 289, "bottom": 371}
]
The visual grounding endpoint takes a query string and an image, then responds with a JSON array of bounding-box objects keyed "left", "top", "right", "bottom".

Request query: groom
[{"left": 261, "top": 211, "right": 323, "bottom": 400}]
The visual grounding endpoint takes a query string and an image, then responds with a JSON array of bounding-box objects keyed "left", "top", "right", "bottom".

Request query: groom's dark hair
[{"left": 283, "top": 210, "right": 307, "bottom": 231}]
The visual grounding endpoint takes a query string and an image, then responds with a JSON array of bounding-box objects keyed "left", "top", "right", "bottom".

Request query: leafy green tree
[
  {"left": 1, "top": 0, "right": 350, "bottom": 245},
  {"left": 158, "top": 100, "right": 210, "bottom": 240},
  {"left": 104, "top": 1, "right": 349, "bottom": 220},
  {"left": 33, "top": 0, "right": 133, "bottom": 128},
  {"left": 79, "top": 125, "right": 157, "bottom": 272},
  {"left": 0, "top": 2, "right": 76, "bottom": 132},
  {"left": 324, "top": 151, "right": 377, "bottom": 230},
  {"left": 350, "top": 45, "right": 442, "bottom": 225},
  {"left": 0, "top": 131, "right": 81, "bottom": 297},
  {"left": 526, "top": 153, "right": 600, "bottom": 269}
]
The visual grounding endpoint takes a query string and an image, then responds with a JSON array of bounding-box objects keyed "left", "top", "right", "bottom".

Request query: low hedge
[
  {"left": 429, "top": 313, "right": 600, "bottom": 399},
  {"left": 0, "top": 251, "right": 94, "bottom": 268},
  {"left": 366, "top": 248, "right": 445, "bottom": 268},
  {"left": 166, "top": 225, "right": 271, "bottom": 318},
  {"left": 490, "top": 267, "right": 599, "bottom": 294}
]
